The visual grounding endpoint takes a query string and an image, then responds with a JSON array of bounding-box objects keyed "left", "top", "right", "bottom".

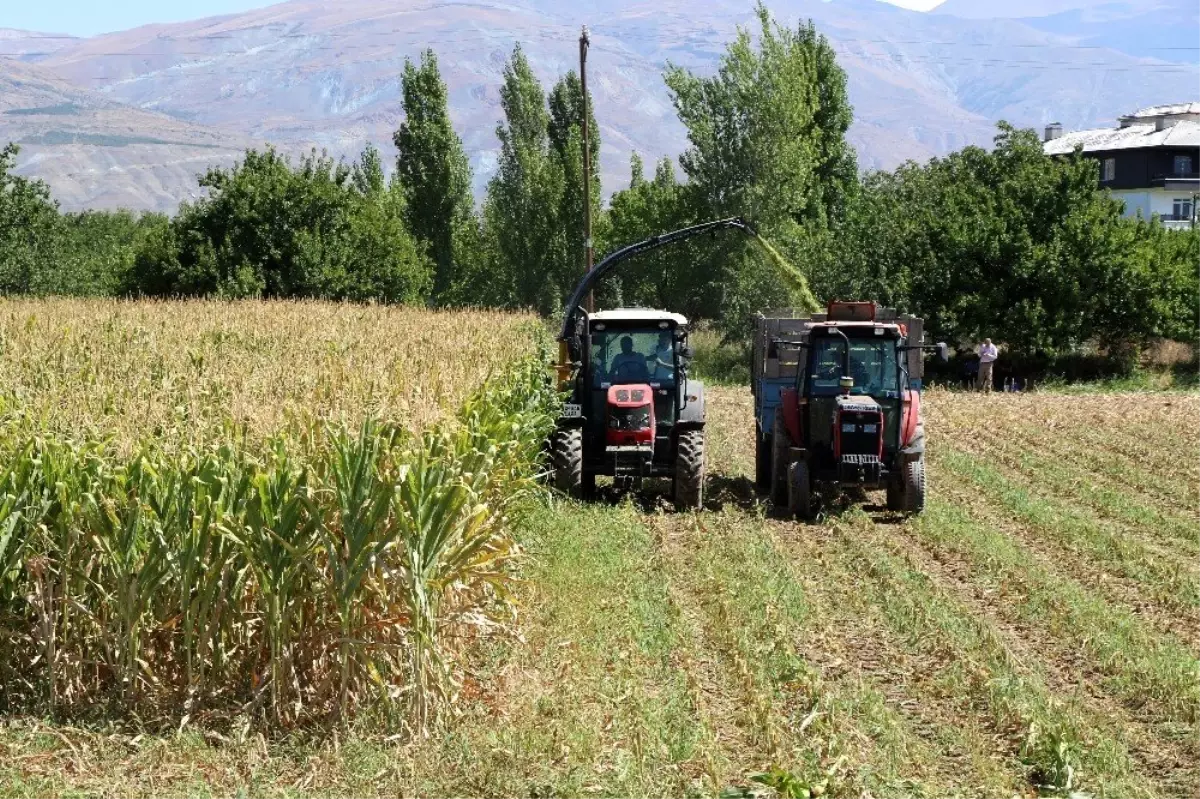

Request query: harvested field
[{"left": 0, "top": 307, "right": 1196, "bottom": 798}]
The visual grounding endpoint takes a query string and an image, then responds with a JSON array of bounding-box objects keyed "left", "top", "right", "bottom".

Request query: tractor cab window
[
  {"left": 808, "top": 336, "right": 899, "bottom": 397},
  {"left": 590, "top": 328, "right": 676, "bottom": 388}
]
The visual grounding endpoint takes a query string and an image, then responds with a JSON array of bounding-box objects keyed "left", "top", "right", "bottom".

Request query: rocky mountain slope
[{"left": 2, "top": 0, "right": 1195, "bottom": 211}]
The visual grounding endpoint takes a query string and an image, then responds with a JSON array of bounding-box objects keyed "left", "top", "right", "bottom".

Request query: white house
[{"left": 1043, "top": 102, "right": 1200, "bottom": 229}]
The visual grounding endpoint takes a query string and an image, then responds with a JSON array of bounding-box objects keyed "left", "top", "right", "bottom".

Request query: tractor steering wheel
[{"left": 614, "top": 360, "right": 650, "bottom": 382}]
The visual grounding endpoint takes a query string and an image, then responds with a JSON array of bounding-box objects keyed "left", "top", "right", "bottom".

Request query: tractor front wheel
[
  {"left": 551, "top": 427, "right": 585, "bottom": 499},
  {"left": 902, "top": 455, "right": 926, "bottom": 514},
  {"left": 787, "top": 460, "right": 812, "bottom": 520},
  {"left": 674, "top": 429, "right": 706, "bottom": 511}
]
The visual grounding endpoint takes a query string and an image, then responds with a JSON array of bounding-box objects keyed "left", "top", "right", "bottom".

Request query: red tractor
[
  {"left": 549, "top": 218, "right": 760, "bottom": 509},
  {"left": 752, "top": 301, "right": 947, "bottom": 518}
]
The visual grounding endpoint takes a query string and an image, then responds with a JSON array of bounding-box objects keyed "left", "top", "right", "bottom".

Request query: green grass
[{"left": 688, "top": 328, "right": 750, "bottom": 386}]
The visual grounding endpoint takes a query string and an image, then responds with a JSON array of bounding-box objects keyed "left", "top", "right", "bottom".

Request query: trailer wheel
[
  {"left": 755, "top": 429, "right": 771, "bottom": 494},
  {"left": 674, "top": 429, "right": 706, "bottom": 511},
  {"left": 787, "top": 460, "right": 812, "bottom": 520},
  {"left": 551, "top": 427, "right": 584, "bottom": 499},
  {"left": 770, "top": 414, "right": 791, "bottom": 507},
  {"left": 903, "top": 455, "right": 926, "bottom": 514}
]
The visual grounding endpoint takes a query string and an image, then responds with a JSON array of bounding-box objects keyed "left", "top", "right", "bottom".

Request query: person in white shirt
[
  {"left": 978, "top": 338, "right": 998, "bottom": 392},
  {"left": 652, "top": 332, "right": 675, "bottom": 382}
]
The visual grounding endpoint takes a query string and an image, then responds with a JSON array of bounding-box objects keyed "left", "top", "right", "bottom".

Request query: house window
[
  {"left": 1102, "top": 157, "right": 1116, "bottom": 181},
  {"left": 1173, "top": 198, "right": 1194, "bottom": 221},
  {"left": 1173, "top": 155, "right": 1193, "bottom": 176}
]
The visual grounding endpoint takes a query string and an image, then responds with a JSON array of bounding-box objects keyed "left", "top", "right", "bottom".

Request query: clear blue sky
[{"left": 1, "top": 0, "right": 279, "bottom": 36}]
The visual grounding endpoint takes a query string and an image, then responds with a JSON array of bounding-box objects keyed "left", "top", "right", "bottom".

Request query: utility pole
[{"left": 580, "top": 25, "right": 594, "bottom": 313}]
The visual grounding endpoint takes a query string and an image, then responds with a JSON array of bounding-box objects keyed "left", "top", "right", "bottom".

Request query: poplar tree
[
  {"left": 394, "top": 49, "right": 474, "bottom": 301},
  {"left": 481, "top": 44, "right": 566, "bottom": 314}
]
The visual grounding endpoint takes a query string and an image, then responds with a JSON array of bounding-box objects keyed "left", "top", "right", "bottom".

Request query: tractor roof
[
  {"left": 812, "top": 321, "right": 902, "bottom": 333},
  {"left": 590, "top": 309, "right": 689, "bottom": 326}
]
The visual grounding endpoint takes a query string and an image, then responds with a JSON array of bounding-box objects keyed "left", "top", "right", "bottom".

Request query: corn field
[
  {"left": 0, "top": 299, "right": 556, "bottom": 733},
  {"left": 0, "top": 298, "right": 542, "bottom": 453}
]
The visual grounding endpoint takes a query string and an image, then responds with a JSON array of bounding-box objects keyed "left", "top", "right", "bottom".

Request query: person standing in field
[{"left": 978, "top": 338, "right": 998, "bottom": 392}]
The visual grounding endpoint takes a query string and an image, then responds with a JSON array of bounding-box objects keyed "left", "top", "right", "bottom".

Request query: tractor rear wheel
[
  {"left": 551, "top": 427, "right": 584, "bottom": 499},
  {"left": 787, "top": 460, "right": 812, "bottom": 520},
  {"left": 755, "top": 430, "right": 771, "bottom": 494},
  {"left": 902, "top": 455, "right": 926, "bottom": 514},
  {"left": 770, "top": 414, "right": 791, "bottom": 507},
  {"left": 674, "top": 429, "right": 706, "bottom": 511}
]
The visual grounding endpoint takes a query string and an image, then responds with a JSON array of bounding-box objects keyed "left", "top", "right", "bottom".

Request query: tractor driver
[{"left": 610, "top": 335, "right": 651, "bottom": 381}]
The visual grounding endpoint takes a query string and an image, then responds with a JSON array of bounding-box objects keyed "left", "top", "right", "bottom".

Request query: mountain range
[{"left": 1, "top": 0, "right": 1196, "bottom": 212}]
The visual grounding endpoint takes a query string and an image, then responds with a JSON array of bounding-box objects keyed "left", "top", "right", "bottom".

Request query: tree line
[{"left": 0, "top": 2, "right": 1195, "bottom": 358}]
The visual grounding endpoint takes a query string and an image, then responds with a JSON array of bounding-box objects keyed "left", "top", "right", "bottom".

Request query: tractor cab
[
  {"left": 798, "top": 320, "right": 906, "bottom": 486},
  {"left": 585, "top": 309, "right": 688, "bottom": 436}
]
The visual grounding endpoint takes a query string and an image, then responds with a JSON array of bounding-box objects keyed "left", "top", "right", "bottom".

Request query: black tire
[
  {"left": 902, "top": 455, "right": 926, "bottom": 514},
  {"left": 885, "top": 474, "right": 903, "bottom": 511},
  {"left": 754, "top": 430, "right": 772, "bottom": 494},
  {"left": 770, "top": 414, "right": 791, "bottom": 507},
  {"left": 551, "top": 427, "right": 584, "bottom": 498},
  {"left": 674, "top": 429, "right": 705, "bottom": 511},
  {"left": 787, "top": 460, "right": 812, "bottom": 520}
]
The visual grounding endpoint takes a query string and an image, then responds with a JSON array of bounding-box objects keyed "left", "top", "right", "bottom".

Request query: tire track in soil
[
  {"left": 765, "top": 517, "right": 1029, "bottom": 796},
  {"left": 868, "top": 497, "right": 1198, "bottom": 798},
  {"left": 647, "top": 515, "right": 765, "bottom": 790},
  {"left": 932, "top": 444, "right": 1200, "bottom": 643},
  {"left": 690, "top": 388, "right": 1027, "bottom": 794}
]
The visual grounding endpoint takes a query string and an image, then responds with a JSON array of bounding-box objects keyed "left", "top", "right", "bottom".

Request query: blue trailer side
[{"left": 754, "top": 376, "right": 793, "bottom": 438}]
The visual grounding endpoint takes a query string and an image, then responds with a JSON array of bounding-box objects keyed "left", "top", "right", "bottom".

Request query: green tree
[
  {"left": 0, "top": 143, "right": 60, "bottom": 294},
  {"left": 478, "top": 44, "right": 567, "bottom": 314},
  {"left": 56, "top": 210, "right": 169, "bottom": 296},
  {"left": 664, "top": 2, "right": 855, "bottom": 228},
  {"left": 394, "top": 50, "right": 475, "bottom": 301},
  {"left": 605, "top": 155, "right": 708, "bottom": 315},
  {"left": 547, "top": 70, "right": 602, "bottom": 307},
  {"left": 826, "top": 122, "right": 1199, "bottom": 355},
  {"left": 133, "top": 146, "right": 431, "bottom": 303},
  {"left": 661, "top": 2, "right": 857, "bottom": 337}
]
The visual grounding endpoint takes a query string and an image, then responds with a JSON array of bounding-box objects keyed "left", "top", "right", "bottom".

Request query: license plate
[{"left": 561, "top": 403, "right": 582, "bottom": 419}]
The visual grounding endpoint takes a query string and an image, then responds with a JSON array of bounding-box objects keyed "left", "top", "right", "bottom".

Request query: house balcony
[
  {"left": 1157, "top": 214, "right": 1195, "bottom": 229},
  {"left": 1150, "top": 172, "right": 1200, "bottom": 190}
]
